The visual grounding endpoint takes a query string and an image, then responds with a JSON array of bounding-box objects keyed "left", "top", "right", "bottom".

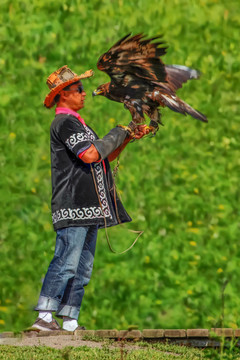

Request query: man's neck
[
  {"left": 57, "top": 100, "right": 77, "bottom": 111},
  {"left": 55, "top": 107, "right": 86, "bottom": 126}
]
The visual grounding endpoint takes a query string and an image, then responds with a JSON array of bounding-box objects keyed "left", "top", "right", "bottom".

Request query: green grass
[
  {"left": 1, "top": 341, "right": 240, "bottom": 360},
  {"left": 0, "top": 343, "right": 212, "bottom": 360},
  {"left": 1, "top": 0, "right": 240, "bottom": 334}
]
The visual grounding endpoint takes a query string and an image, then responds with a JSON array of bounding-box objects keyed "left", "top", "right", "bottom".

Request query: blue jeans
[{"left": 35, "top": 226, "right": 98, "bottom": 320}]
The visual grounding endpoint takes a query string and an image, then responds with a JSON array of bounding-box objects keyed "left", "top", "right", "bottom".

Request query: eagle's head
[{"left": 92, "top": 83, "right": 109, "bottom": 97}]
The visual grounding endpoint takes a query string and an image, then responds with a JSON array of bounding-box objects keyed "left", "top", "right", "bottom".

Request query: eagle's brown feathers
[
  {"left": 97, "top": 33, "right": 167, "bottom": 84},
  {"left": 94, "top": 33, "right": 207, "bottom": 132}
]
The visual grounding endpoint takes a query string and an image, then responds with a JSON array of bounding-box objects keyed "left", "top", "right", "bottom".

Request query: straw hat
[{"left": 44, "top": 65, "right": 94, "bottom": 108}]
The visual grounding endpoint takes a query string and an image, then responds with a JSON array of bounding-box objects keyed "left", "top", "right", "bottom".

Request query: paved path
[{"left": 0, "top": 328, "right": 239, "bottom": 348}]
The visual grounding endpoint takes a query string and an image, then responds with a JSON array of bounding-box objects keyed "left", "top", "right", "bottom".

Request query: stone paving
[{"left": 1, "top": 328, "right": 240, "bottom": 347}]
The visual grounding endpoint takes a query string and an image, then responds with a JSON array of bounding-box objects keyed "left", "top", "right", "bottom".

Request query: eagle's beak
[{"left": 92, "top": 89, "right": 103, "bottom": 96}]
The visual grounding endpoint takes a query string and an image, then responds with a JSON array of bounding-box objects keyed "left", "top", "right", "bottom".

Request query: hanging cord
[
  {"left": 90, "top": 163, "right": 143, "bottom": 254},
  {"left": 112, "top": 156, "right": 120, "bottom": 179}
]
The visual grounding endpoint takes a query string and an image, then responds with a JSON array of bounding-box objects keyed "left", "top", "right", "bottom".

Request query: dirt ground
[
  {"left": 0, "top": 333, "right": 183, "bottom": 358},
  {"left": 0, "top": 333, "right": 109, "bottom": 349}
]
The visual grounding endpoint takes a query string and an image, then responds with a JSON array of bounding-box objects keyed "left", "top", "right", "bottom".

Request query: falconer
[{"left": 31, "top": 65, "right": 149, "bottom": 331}]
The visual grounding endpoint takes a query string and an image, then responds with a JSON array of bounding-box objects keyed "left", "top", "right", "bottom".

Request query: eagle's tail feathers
[
  {"left": 161, "top": 94, "right": 208, "bottom": 122},
  {"left": 181, "top": 100, "right": 208, "bottom": 122}
]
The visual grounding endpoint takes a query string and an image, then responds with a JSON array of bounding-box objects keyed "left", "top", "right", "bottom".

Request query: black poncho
[{"left": 50, "top": 113, "right": 131, "bottom": 231}]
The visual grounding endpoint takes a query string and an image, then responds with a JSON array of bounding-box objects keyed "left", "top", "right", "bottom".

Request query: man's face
[{"left": 61, "top": 82, "right": 86, "bottom": 111}]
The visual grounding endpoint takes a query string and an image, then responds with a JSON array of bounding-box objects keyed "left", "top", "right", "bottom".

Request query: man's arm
[
  {"left": 107, "top": 125, "right": 150, "bottom": 162},
  {"left": 80, "top": 125, "right": 127, "bottom": 163},
  {"left": 80, "top": 125, "right": 150, "bottom": 163},
  {"left": 80, "top": 144, "right": 100, "bottom": 163},
  {"left": 107, "top": 137, "right": 131, "bottom": 162}
]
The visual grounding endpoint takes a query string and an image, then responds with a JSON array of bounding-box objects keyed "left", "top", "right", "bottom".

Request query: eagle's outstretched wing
[
  {"left": 97, "top": 33, "right": 168, "bottom": 84},
  {"left": 94, "top": 33, "right": 207, "bottom": 129}
]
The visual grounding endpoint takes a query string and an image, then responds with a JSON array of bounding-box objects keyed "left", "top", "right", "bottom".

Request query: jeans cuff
[
  {"left": 55, "top": 304, "right": 80, "bottom": 320},
  {"left": 35, "top": 295, "right": 60, "bottom": 312}
]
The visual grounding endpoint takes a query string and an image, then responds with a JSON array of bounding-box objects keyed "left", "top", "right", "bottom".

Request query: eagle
[{"left": 93, "top": 33, "right": 207, "bottom": 133}]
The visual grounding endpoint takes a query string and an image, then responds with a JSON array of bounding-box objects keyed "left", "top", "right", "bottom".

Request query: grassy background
[
  {"left": 0, "top": 343, "right": 215, "bottom": 360},
  {"left": 0, "top": 0, "right": 240, "bottom": 332}
]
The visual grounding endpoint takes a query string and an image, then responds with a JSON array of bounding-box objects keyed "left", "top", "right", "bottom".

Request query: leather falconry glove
[{"left": 93, "top": 126, "right": 132, "bottom": 160}]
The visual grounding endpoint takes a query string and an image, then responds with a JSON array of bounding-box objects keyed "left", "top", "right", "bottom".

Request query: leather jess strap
[{"left": 90, "top": 164, "right": 143, "bottom": 254}]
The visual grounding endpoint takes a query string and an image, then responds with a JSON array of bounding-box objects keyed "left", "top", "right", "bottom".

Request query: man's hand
[{"left": 134, "top": 124, "right": 150, "bottom": 139}]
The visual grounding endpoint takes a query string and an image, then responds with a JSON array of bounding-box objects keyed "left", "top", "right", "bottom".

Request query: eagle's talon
[{"left": 146, "top": 125, "right": 159, "bottom": 135}]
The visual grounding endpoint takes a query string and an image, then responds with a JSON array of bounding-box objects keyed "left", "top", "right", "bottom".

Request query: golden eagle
[{"left": 93, "top": 33, "right": 207, "bottom": 133}]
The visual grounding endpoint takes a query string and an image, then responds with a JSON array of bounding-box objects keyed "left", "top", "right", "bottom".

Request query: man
[{"left": 32, "top": 65, "right": 149, "bottom": 331}]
